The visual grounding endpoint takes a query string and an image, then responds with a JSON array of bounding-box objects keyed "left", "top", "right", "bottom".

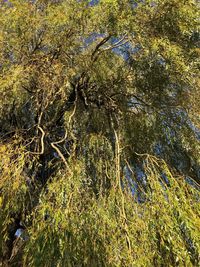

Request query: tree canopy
[{"left": 0, "top": 0, "right": 200, "bottom": 266}]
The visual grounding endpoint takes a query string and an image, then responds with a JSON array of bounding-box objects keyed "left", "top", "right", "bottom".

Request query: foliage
[{"left": 0, "top": 0, "right": 200, "bottom": 266}]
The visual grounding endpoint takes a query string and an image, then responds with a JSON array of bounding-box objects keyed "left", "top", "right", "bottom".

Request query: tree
[{"left": 0, "top": 0, "right": 200, "bottom": 266}]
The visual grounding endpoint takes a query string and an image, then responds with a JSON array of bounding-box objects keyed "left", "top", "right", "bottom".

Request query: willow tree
[{"left": 0, "top": 0, "right": 200, "bottom": 266}]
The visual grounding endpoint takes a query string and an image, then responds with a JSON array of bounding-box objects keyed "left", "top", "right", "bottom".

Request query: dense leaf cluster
[{"left": 0, "top": 0, "right": 200, "bottom": 266}]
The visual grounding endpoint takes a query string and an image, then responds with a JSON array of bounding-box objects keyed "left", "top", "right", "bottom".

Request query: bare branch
[
  {"left": 29, "top": 126, "right": 45, "bottom": 155},
  {"left": 91, "top": 35, "right": 111, "bottom": 60},
  {"left": 50, "top": 86, "right": 78, "bottom": 167}
]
